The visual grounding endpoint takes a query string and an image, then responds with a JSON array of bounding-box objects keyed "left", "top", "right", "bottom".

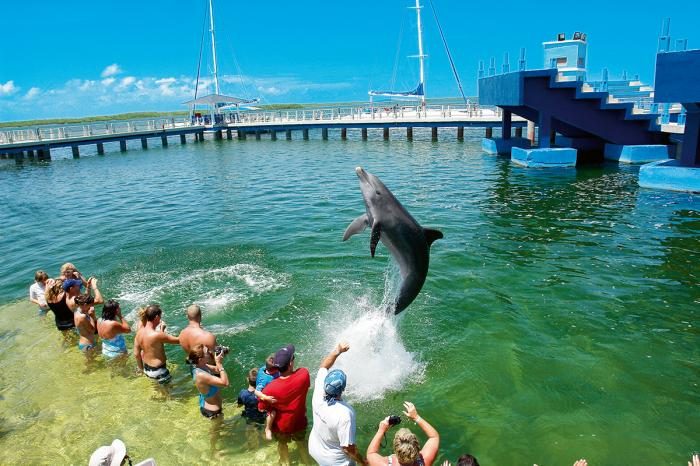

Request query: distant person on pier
[
  {"left": 179, "top": 304, "right": 218, "bottom": 365},
  {"left": 134, "top": 304, "right": 179, "bottom": 384},
  {"left": 97, "top": 299, "right": 131, "bottom": 358},
  {"left": 366, "top": 402, "right": 440, "bottom": 466},
  {"left": 29, "top": 270, "right": 49, "bottom": 315},
  {"left": 308, "top": 341, "right": 366, "bottom": 466},
  {"left": 258, "top": 344, "right": 312, "bottom": 465}
]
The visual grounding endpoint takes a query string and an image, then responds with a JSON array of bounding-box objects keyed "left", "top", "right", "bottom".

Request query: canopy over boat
[{"left": 183, "top": 93, "right": 258, "bottom": 106}]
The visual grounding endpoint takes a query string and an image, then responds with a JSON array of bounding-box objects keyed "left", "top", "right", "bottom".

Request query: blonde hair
[
  {"left": 137, "top": 307, "right": 147, "bottom": 327},
  {"left": 189, "top": 343, "right": 206, "bottom": 364},
  {"left": 44, "top": 279, "right": 64, "bottom": 302},
  {"left": 60, "top": 263, "right": 77, "bottom": 275},
  {"left": 393, "top": 428, "right": 420, "bottom": 464}
]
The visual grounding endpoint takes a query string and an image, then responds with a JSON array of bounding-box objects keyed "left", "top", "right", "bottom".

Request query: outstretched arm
[
  {"left": 366, "top": 417, "right": 391, "bottom": 466},
  {"left": 403, "top": 401, "right": 439, "bottom": 465},
  {"left": 320, "top": 341, "right": 350, "bottom": 369}
]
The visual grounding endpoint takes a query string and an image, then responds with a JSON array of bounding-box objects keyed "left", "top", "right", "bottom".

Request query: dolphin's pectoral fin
[
  {"left": 424, "top": 228, "right": 444, "bottom": 246},
  {"left": 343, "top": 214, "right": 369, "bottom": 241},
  {"left": 370, "top": 223, "right": 382, "bottom": 258}
]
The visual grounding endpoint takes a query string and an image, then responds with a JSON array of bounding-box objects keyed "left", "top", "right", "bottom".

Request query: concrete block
[
  {"left": 511, "top": 147, "right": 577, "bottom": 168},
  {"left": 482, "top": 137, "right": 531, "bottom": 155},
  {"left": 638, "top": 159, "right": 700, "bottom": 193},
  {"left": 604, "top": 144, "right": 670, "bottom": 164}
]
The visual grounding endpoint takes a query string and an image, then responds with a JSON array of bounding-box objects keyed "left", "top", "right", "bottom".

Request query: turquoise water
[{"left": 0, "top": 129, "right": 698, "bottom": 465}]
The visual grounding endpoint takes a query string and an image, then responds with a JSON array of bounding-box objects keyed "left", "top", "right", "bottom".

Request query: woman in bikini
[{"left": 188, "top": 343, "right": 229, "bottom": 419}]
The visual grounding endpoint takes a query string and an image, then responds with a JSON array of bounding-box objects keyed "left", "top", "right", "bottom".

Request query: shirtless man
[
  {"left": 178, "top": 304, "right": 217, "bottom": 364},
  {"left": 134, "top": 304, "right": 179, "bottom": 384}
]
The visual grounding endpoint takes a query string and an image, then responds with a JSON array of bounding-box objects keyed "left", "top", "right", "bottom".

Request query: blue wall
[
  {"left": 479, "top": 72, "right": 524, "bottom": 106},
  {"left": 655, "top": 50, "right": 700, "bottom": 103}
]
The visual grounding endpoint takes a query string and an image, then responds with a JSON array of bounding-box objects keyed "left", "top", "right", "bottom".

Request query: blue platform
[
  {"left": 511, "top": 147, "right": 577, "bottom": 168},
  {"left": 482, "top": 137, "right": 531, "bottom": 155},
  {"left": 604, "top": 144, "right": 670, "bottom": 164},
  {"left": 639, "top": 159, "right": 700, "bottom": 192}
]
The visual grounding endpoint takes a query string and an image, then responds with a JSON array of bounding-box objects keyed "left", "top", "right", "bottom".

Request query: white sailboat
[{"left": 183, "top": 0, "right": 258, "bottom": 125}]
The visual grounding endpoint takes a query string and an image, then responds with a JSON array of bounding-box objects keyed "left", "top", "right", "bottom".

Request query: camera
[
  {"left": 388, "top": 415, "right": 401, "bottom": 426},
  {"left": 214, "top": 345, "right": 230, "bottom": 357}
]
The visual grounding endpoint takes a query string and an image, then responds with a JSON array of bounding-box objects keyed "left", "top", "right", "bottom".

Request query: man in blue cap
[{"left": 308, "top": 342, "right": 366, "bottom": 466}]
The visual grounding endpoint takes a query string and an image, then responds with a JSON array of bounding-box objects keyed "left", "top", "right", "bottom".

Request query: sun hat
[
  {"left": 324, "top": 369, "right": 347, "bottom": 398},
  {"left": 89, "top": 439, "right": 127, "bottom": 466},
  {"left": 273, "top": 344, "right": 295, "bottom": 368},
  {"left": 61, "top": 278, "right": 83, "bottom": 291}
]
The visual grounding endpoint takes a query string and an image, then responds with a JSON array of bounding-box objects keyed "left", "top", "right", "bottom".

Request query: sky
[{"left": 1, "top": 0, "right": 699, "bottom": 121}]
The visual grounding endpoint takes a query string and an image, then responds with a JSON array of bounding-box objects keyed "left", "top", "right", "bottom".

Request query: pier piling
[
  {"left": 502, "top": 110, "right": 512, "bottom": 139},
  {"left": 120, "top": 140, "right": 127, "bottom": 152},
  {"left": 255, "top": 131, "right": 261, "bottom": 140},
  {"left": 286, "top": 130, "right": 292, "bottom": 140},
  {"left": 457, "top": 127, "right": 464, "bottom": 141},
  {"left": 432, "top": 127, "right": 439, "bottom": 141},
  {"left": 303, "top": 129, "right": 309, "bottom": 140},
  {"left": 341, "top": 128, "right": 347, "bottom": 140},
  {"left": 180, "top": 134, "right": 187, "bottom": 144},
  {"left": 226, "top": 129, "right": 232, "bottom": 140},
  {"left": 322, "top": 128, "right": 329, "bottom": 140},
  {"left": 527, "top": 121, "right": 535, "bottom": 144},
  {"left": 97, "top": 143, "right": 105, "bottom": 155},
  {"left": 515, "top": 127, "right": 523, "bottom": 138},
  {"left": 238, "top": 130, "right": 246, "bottom": 140},
  {"left": 141, "top": 137, "right": 148, "bottom": 149},
  {"left": 72, "top": 146, "right": 80, "bottom": 158},
  {"left": 271, "top": 131, "right": 277, "bottom": 141},
  {"left": 383, "top": 128, "right": 390, "bottom": 140},
  {"left": 407, "top": 127, "right": 413, "bottom": 140},
  {"left": 214, "top": 130, "right": 222, "bottom": 140},
  {"left": 485, "top": 127, "right": 493, "bottom": 139},
  {"left": 37, "top": 147, "right": 50, "bottom": 159},
  {"left": 161, "top": 135, "right": 168, "bottom": 146},
  {"left": 361, "top": 128, "right": 368, "bottom": 140}
]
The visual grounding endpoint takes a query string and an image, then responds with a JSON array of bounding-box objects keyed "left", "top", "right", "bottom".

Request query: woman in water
[
  {"left": 44, "top": 278, "right": 76, "bottom": 331},
  {"left": 188, "top": 343, "right": 229, "bottom": 419},
  {"left": 96, "top": 300, "right": 131, "bottom": 358},
  {"left": 366, "top": 401, "right": 440, "bottom": 466}
]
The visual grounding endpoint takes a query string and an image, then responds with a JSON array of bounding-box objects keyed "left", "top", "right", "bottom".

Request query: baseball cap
[
  {"left": 324, "top": 369, "right": 347, "bottom": 398},
  {"left": 273, "top": 344, "right": 295, "bottom": 368},
  {"left": 89, "top": 439, "right": 127, "bottom": 466},
  {"left": 62, "top": 278, "right": 83, "bottom": 291}
]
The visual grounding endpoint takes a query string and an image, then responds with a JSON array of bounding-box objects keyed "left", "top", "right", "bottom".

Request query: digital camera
[
  {"left": 214, "top": 345, "right": 230, "bottom": 357},
  {"left": 388, "top": 415, "right": 401, "bottom": 426}
]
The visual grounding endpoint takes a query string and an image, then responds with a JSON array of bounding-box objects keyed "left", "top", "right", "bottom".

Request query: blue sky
[{"left": 1, "top": 0, "right": 698, "bottom": 121}]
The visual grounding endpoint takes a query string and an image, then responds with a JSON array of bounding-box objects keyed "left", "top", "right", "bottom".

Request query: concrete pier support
[
  {"left": 37, "top": 148, "right": 50, "bottom": 159},
  {"left": 361, "top": 128, "right": 368, "bottom": 140},
  {"left": 120, "top": 140, "right": 127, "bottom": 152},
  {"left": 286, "top": 130, "right": 292, "bottom": 140},
  {"left": 485, "top": 127, "right": 493, "bottom": 139},
  {"left": 537, "top": 113, "right": 552, "bottom": 148},
  {"left": 432, "top": 127, "right": 438, "bottom": 141},
  {"left": 502, "top": 110, "right": 512, "bottom": 139},
  {"left": 515, "top": 127, "right": 523, "bottom": 138},
  {"left": 141, "top": 137, "right": 148, "bottom": 149},
  {"left": 26, "top": 150, "right": 35, "bottom": 158},
  {"left": 255, "top": 131, "right": 261, "bottom": 140},
  {"left": 97, "top": 143, "right": 105, "bottom": 155},
  {"left": 341, "top": 128, "right": 347, "bottom": 140},
  {"left": 238, "top": 130, "right": 246, "bottom": 140},
  {"left": 180, "top": 134, "right": 187, "bottom": 144},
  {"left": 407, "top": 127, "right": 413, "bottom": 141},
  {"left": 383, "top": 128, "right": 390, "bottom": 140},
  {"left": 322, "top": 128, "right": 329, "bottom": 140},
  {"left": 226, "top": 129, "right": 232, "bottom": 140},
  {"left": 161, "top": 135, "right": 168, "bottom": 147},
  {"left": 457, "top": 127, "right": 464, "bottom": 141},
  {"left": 303, "top": 129, "right": 309, "bottom": 140},
  {"left": 214, "top": 130, "right": 222, "bottom": 140},
  {"left": 512, "top": 147, "right": 577, "bottom": 167},
  {"left": 604, "top": 144, "right": 670, "bottom": 164},
  {"left": 72, "top": 146, "right": 80, "bottom": 158},
  {"left": 271, "top": 131, "right": 277, "bottom": 141},
  {"left": 198, "top": 131, "right": 205, "bottom": 141}
]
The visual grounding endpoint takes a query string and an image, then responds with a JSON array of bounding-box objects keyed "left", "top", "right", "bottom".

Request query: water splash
[{"left": 316, "top": 280, "right": 425, "bottom": 402}]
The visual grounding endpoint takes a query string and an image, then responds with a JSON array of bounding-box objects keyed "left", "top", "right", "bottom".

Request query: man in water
[
  {"left": 258, "top": 344, "right": 312, "bottom": 466},
  {"left": 308, "top": 342, "right": 366, "bottom": 466},
  {"left": 178, "top": 303, "right": 217, "bottom": 363},
  {"left": 134, "top": 304, "right": 179, "bottom": 384}
]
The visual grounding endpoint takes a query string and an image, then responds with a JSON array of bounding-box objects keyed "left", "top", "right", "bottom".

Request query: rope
[
  {"left": 428, "top": 0, "right": 468, "bottom": 105},
  {"left": 193, "top": 0, "right": 209, "bottom": 100}
]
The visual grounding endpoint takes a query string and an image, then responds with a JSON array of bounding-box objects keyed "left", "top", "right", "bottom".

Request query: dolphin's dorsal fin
[
  {"left": 424, "top": 228, "right": 444, "bottom": 246},
  {"left": 343, "top": 214, "right": 369, "bottom": 241},
  {"left": 370, "top": 223, "right": 382, "bottom": 257}
]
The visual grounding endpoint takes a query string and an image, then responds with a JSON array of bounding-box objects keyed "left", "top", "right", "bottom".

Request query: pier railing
[{"left": 1, "top": 104, "right": 499, "bottom": 145}]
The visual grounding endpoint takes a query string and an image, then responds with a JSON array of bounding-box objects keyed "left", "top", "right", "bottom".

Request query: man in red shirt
[{"left": 259, "top": 344, "right": 312, "bottom": 465}]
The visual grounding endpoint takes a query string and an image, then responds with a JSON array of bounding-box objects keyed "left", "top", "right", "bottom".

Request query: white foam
[{"left": 315, "top": 293, "right": 425, "bottom": 402}]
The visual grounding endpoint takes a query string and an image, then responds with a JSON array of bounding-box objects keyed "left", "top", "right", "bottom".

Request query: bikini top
[{"left": 193, "top": 367, "right": 220, "bottom": 399}]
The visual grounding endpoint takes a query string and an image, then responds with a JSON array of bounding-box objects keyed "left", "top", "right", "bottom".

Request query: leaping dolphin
[{"left": 343, "top": 167, "right": 443, "bottom": 315}]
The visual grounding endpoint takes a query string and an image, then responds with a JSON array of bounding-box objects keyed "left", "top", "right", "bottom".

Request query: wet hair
[
  {"left": 44, "top": 279, "right": 64, "bottom": 302},
  {"left": 188, "top": 343, "right": 205, "bottom": 364},
  {"left": 137, "top": 307, "right": 147, "bottom": 327},
  {"left": 34, "top": 270, "right": 48, "bottom": 282},
  {"left": 145, "top": 304, "right": 162, "bottom": 322},
  {"left": 393, "top": 428, "right": 420, "bottom": 465},
  {"left": 74, "top": 294, "right": 95, "bottom": 306},
  {"left": 457, "top": 454, "right": 480, "bottom": 466},
  {"left": 248, "top": 368, "right": 258, "bottom": 386},
  {"left": 101, "top": 300, "right": 120, "bottom": 320},
  {"left": 265, "top": 354, "right": 279, "bottom": 373},
  {"left": 186, "top": 304, "right": 201, "bottom": 321}
]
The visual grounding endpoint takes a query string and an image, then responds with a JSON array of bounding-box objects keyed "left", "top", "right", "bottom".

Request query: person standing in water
[
  {"left": 29, "top": 270, "right": 49, "bottom": 316},
  {"left": 134, "top": 304, "right": 179, "bottom": 384},
  {"left": 178, "top": 304, "right": 218, "bottom": 364},
  {"left": 97, "top": 300, "right": 131, "bottom": 358}
]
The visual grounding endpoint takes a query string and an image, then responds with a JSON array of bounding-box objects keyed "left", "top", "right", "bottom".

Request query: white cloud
[
  {"left": 0, "top": 80, "right": 19, "bottom": 96},
  {"left": 101, "top": 78, "right": 116, "bottom": 87},
  {"left": 117, "top": 76, "right": 136, "bottom": 90},
  {"left": 101, "top": 64, "right": 123, "bottom": 78},
  {"left": 24, "top": 87, "right": 41, "bottom": 99}
]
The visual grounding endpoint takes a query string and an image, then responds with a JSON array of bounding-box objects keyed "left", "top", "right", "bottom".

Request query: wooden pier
[{"left": 0, "top": 104, "right": 528, "bottom": 160}]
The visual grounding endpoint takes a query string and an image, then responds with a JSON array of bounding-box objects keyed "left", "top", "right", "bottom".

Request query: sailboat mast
[
  {"left": 415, "top": 0, "right": 426, "bottom": 106},
  {"left": 209, "top": 0, "right": 220, "bottom": 95}
]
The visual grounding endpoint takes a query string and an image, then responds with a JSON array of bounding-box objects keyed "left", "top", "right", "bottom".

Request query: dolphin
[{"left": 343, "top": 167, "right": 443, "bottom": 315}]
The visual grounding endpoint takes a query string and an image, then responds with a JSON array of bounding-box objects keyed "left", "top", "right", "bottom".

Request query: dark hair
[
  {"left": 74, "top": 294, "right": 95, "bottom": 306},
  {"left": 188, "top": 343, "right": 205, "bottom": 364},
  {"left": 248, "top": 368, "right": 258, "bottom": 386},
  {"left": 35, "top": 270, "right": 49, "bottom": 282},
  {"left": 457, "top": 454, "right": 480, "bottom": 466},
  {"left": 101, "top": 300, "right": 120, "bottom": 320},
  {"left": 145, "top": 304, "right": 162, "bottom": 322},
  {"left": 265, "top": 354, "right": 279, "bottom": 372}
]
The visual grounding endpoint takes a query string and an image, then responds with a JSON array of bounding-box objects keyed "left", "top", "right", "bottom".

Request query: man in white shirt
[{"left": 308, "top": 342, "right": 366, "bottom": 466}]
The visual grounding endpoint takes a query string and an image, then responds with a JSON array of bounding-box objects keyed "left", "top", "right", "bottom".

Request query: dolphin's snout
[{"left": 355, "top": 166, "right": 364, "bottom": 176}]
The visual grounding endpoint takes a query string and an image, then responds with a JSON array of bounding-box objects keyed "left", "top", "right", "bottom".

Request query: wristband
[{"left": 414, "top": 416, "right": 422, "bottom": 423}]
